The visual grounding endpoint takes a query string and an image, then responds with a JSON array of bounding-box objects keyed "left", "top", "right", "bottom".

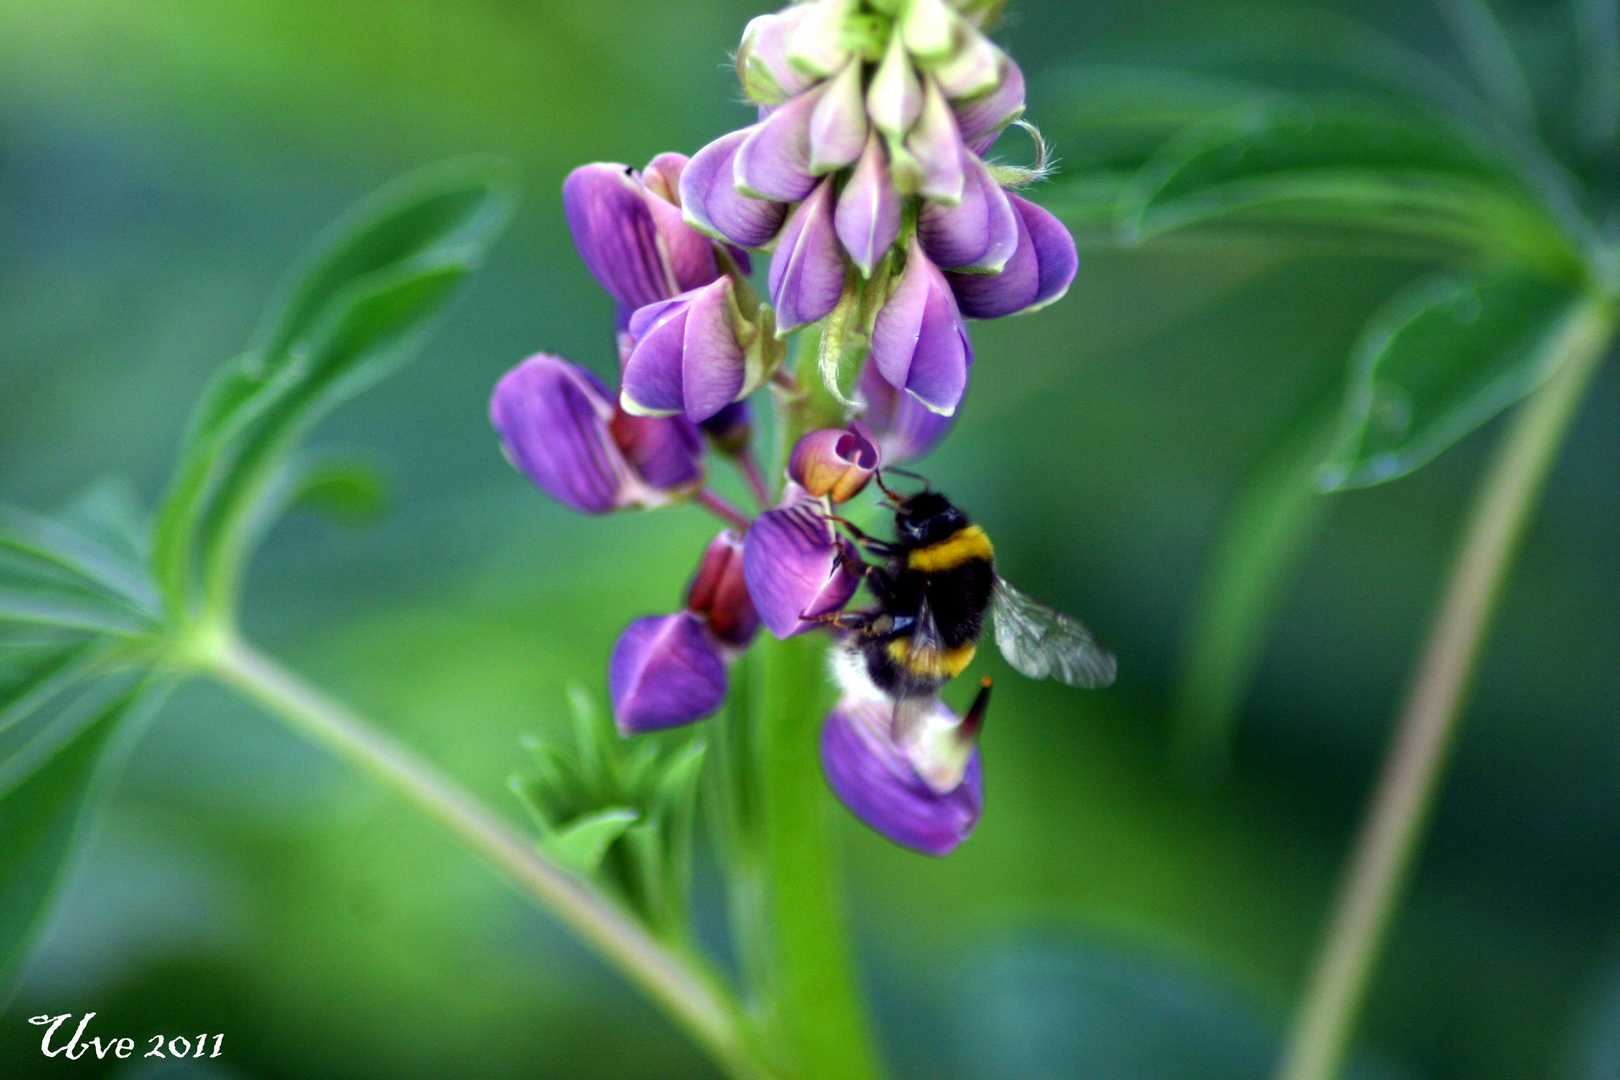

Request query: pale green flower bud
[{"left": 866, "top": 24, "right": 923, "bottom": 138}]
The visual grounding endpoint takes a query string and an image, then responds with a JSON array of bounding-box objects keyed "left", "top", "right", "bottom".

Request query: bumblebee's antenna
[
  {"left": 873, "top": 468, "right": 904, "bottom": 503},
  {"left": 882, "top": 466, "right": 931, "bottom": 489}
]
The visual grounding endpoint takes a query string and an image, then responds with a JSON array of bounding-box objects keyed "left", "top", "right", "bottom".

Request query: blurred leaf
[
  {"left": 285, "top": 456, "right": 390, "bottom": 526},
  {"left": 152, "top": 158, "right": 518, "bottom": 619},
  {"left": 0, "top": 505, "right": 156, "bottom": 615},
  {"left": 1171, "top": 409, "right": 1337, "bottom": 782},
  {"left": 1111, "top": 100, "right": 1576, "bottom": 272},
  {"left": 540, "top": 808, "right": 640, "bottom": 875},
  {"left": 0, "top": 677, "right": 165, "bottom": 999},
  {"left": 1437, "top": 0, "right": 1534, "bottom": 129},
  {"left": 0, "top": 585, "right": 151, "bottom": 637},
  {"left": 0, "top": 637, "right": 109, "bottom": 739},
  {"left": 1321, "top": 272, "right": 1589, "bottom": 489}
]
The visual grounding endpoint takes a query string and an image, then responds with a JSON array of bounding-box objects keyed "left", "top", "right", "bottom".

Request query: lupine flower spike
[{"left": 492, "top": 0, "right": 1096, "bottom": 858}]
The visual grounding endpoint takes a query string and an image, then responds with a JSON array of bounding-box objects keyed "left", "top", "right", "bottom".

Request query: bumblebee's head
[{"left": 894, "top": 490, "right": 968, "bottom": 547}]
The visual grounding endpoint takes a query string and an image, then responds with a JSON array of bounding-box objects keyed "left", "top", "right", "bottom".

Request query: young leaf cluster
[{"left": 511, "top": 688, "right": 707, "bottom": 940}]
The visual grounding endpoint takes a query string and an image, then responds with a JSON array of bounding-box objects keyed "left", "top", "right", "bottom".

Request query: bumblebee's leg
[
  {"left": 801, "top": 609, "right": 877, "bottom": 632},
  {"left": 826, "top": 515, "right": 898, "bottom": 557}
]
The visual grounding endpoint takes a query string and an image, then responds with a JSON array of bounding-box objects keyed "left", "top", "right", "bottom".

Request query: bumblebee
[{"left": 822, "top": 480, "right": 1116, "bottom": 757}]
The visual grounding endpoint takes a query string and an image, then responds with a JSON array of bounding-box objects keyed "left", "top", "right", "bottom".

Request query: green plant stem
[
  {"left": 198, "top": 629, "right": 774, "bottom": 1080},
  {"left": 1274, "top": 293, "right": 1616, "bottom": 1080},
  {"left": 755, "top": 632, "right": 884, "bottom": 1080}
]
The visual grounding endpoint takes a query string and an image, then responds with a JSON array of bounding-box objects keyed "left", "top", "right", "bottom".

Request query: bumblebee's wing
[
  {"left": 889, "top": 597, "right": 948, "bottom": 742},
  {"left": 989, "top": 575, "right": 1117, "bottom": 688}
]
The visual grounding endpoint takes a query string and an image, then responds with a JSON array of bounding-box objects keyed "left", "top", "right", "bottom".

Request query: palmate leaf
[
  {"left": 1321, "top": 271, "right": 1590, "bottom": 489},
  {"left": 152, "top": 158, "right": 518, "bottom": 616},
  {"left": 0, "top": 676, "right": 169, "bottom": 1000}
]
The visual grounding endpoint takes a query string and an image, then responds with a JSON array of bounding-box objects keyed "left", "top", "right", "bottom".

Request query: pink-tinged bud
[
  {"left": 899, "top": 77, "right": 967, "bottom": 203},
  {"left": 867, "top": 28, "right": 923, "bottom": 140},
  {"left": 916, "top": 151, "right": 1019, "bottom": 272},
  {"left": 743, "top": 493, "right": 861, "bottom": 638},
  {"left": 735, "top": 85, "right": 822, "bottom": 202},
  {"left": 871, "top": 234, "right": 974, "bottom": 416},
  {"left": 953, "top": 59, "right": 1025, "bottom": 155},
  {"left": 491, "top": 355, "right": 701, "bottom": 515},
  {"left": 562, "top": 162, "right": 719, "bottom": 320},
  {"left": 789, "top": 427, "right": 880, "bottom": 503},
  {"left": 820, "top": 691, "right": 984, "bottom": 856},
  {"left": 685, "top": 530, "right": 759, "bottom": 647},
  {"left": 609, "top": 611, "right": 728, "bottom": 733},
  {"left": 768, "top": 179, "right": 847, "bottom": 333},
  {"left": 737, "top": 7, "right": 816, "bottom": 104},
  {"left": 809, "top": 59, "right": 869, "bottom": 174},
  {"left": 682, "top": 129, "right": 790, "bottom": 249},
  {"left": 834, "top": 133, "right": 903, "bottom": 277},
  {"left": 858, "top": 361, "right": 953, "bottom": 462},
  {"left": 621, "top": 277, "right": 781, "bottom": 424},
  {"left": 946, "top": 193, "right": 1077, "bottom": 319}
]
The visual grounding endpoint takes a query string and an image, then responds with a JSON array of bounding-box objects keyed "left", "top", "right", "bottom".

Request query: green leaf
[
  {"left": 1321, "top": 273, "right": 1591, "bottom": 489},
  {"left": 0, "top": 506, "right": 155, "bottom": 616},
  {"left": 0, "top": 638, "right": 109, "bottom": 739},
  {"left": 0, "top": 586, "right": 150, "bottom": 637},
  {"left": 1113, "top": 100, "right": 1577, "bottom": 273},
  {"left": 540, "top": 808, "right": 640, "bottom": 876},
  {"left": 284, "top": 456, "right": 390, "bottom": 526},
  {"left": 153, "top": 158, "right": 518, "bottom": 620},
  {"left": 1171, "top": 411, "right": 1337, "bottom": 783},
  {"left": 0, "top": 678, "right": 166, "bottom": 998}
]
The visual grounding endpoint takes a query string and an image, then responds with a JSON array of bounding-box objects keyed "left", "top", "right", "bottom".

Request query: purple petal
[
  {"left": 821, "top": 696, "right": 983, "bottom": 856},
  {"left": 742, "top": 498, "right": 860, "bottom": 638},
  {"left": 682, "top": 130, "right": 789, "bottom": 249},
  {"left": 491, "top": 355, "right": 631, "bottom": 515},
  {"left": 858, "top": 361, "right": 953, "bottom": 462},
  {"left": 700, "top": 399, "right": 754, "bottom": 455},
  {"left": 563, "top": 164, "right": 671, "bottom": 311},
  {"left": 642, "top": 186, "right": 720, "bottom": 296},
  {"left": 946, "top": 194, "right": 1078, "bottom": 319},
  {"left": 610, "top": 408, "right": 704, "bottom": 492},
  {"left": 737, "top": 7, "right": 816, "bottom": 102},
  {"left": 679, "top": 279, "right": 748, "bottom": 422},
  {"left": 809, "top": 60, "right": 869, "bottom": 174},
  {"left": 904, "top": 77, "right": 966, "bottom": 204},
  {"left": 768, "top": 179, "right": 846, "bottom": 333},
  {"left": 871, "top": 236, "right": 973, "bottom": 415},
  {"left": 609, "top": 612, "right": 728, "bottom": 734},
  {"left": 621, "top": 300, "right": 691, "bottom": 415},
  {"left": 932, "top": 24, "right": 1007, "bottom": 101},
  {"left": 834, "top": 134, "right": 902, "bottom": 277},
  {"left": 916, "top": 151, "right": 1019, "bottom": 272},
  {"left": 954, "top": 59, "right": 1026, "bottom": 153},
  {"left": 735, "top": 87, "right": 822, "bottom": 202},
  {"left": 686, "top": 530, "right": 759, "bottom": 647}
]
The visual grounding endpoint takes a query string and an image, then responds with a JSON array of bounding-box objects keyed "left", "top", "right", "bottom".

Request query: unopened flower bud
[
  {"left": 820, "top": 689, "right": 985, "bottom": 855},
  {"left": 621, "top": 277, "right": 782, "bottom": 424},
  {"left": 491, "top": 355, "right": 701, "bottom": 515},
  {"left": 858, "top": 361, "right": 953, "bottom": 462},
  {"left": 743, "top": 491, "right": 861, "bottom": 638},
  {"left": 685, "top": 530, "right": 759, "bottom": 647},
  {"left": 916, "top": 150, "right": 1019, "bottom": 272},
  {"left": 609, "top": 611, "right": 728, "bottom": 733},
  {"left": 735, "top": 86, "right": 822, "bottom": 202},
  {"left": 947, "top": 193, "right": 1077, "bottom": 318},
  {"left": 563, "top": 161, "right": 718, "bottom": 320},
  {"left": 768, "top": 179, "right": 847, "bottom": 333},
  {"left": 953, "top": 58, "right": 1025, "bottom": 154},
  {"left": 787, "top": 0, "right": 858, "bottom": 78},
  {"left": 683, "top": 129, "right": 789, "bottom": 249},
  {"left": 737, "top": 7, "right": 816, "bottom": 104},
  {"left": 901, "top": 0, "right": 960, "bottom": 61},
  {"left": 867, "top": 27, "right": 924, "bottom": 139},
  {"left": 789, "top": 427, "right": 880, "bottom": 503},
  {"left": 901, "top": 76, "right": 967, "bottom": 203},
  {"left": 871, "top": 234, "right": 973, "bottom": 415},
  {"left": 809, "top": 59, "right": 870, "bottom": 174},
  {"left": 928, "top": 22, "right": 1007, "bottom": 101},
  {"left": 835, "top": 133, "right": 903, "bottom": 277}
]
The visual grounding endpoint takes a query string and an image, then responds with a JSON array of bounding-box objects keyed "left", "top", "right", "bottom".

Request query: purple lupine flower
[
  {"left": 834, "top": 133, "right": 903, "bottom": 277},
  {"left": 866, "top": 27, "right": 924, "bottom": 142},
  {"left": 788, "top": 426, "right": 880, "bottom": 503},
  {"left": 947, "top": 193, "right": 1078, "bottom": 319},
  {"left": 916, "top": 151, "right": 1019, "bottom": 272},
  {"left": 682, "top": 129, "right": 789, "bottom": 249},
  {"left": 492, "top": 354, "right": 701, "bottom": 514},
  {"left": 743, "top": 491, "right": 861, "bottom": 638},
  {"left": 821, "top": 693, "right": 984, "bottom": 856},
  {"left": 954, "top": 58, "right": 1025, "bottom": 155},
  {"left": 563, "top": 160, "right": 719, "bottom": 324},
  {"left": 735, "top": 85, "right": 822, "bottom": 202},
  {"left": 620, "top": 276, "right": 777, "bottom": 424},
  {"left": 686, "top": 530, "right": 759, "bottom": 648},
  {"left": 870, "top": 234, "right": 973, "bottom": 415},
  {"left": 857, "top": 361, "right": 953, "bottom": 462},
  {"left": 610, "top": 611, "right": 729, "bottom": 733},
  {"left": 810, "top": 59, "right": 870, "bottom": 174},
  {"left": 736, "top": 6, "right": 816, "bottom": 104},
  {"left": 769, "top": 179, "right": 846, "bottom": 333},
  {"left": 895, "top": 76, "right": 966, "bottom": 203}
]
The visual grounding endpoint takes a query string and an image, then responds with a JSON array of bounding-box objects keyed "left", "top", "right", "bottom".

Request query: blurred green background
[{"left": 2, "top": 1, "right": 1619, "bottom": 1078}]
